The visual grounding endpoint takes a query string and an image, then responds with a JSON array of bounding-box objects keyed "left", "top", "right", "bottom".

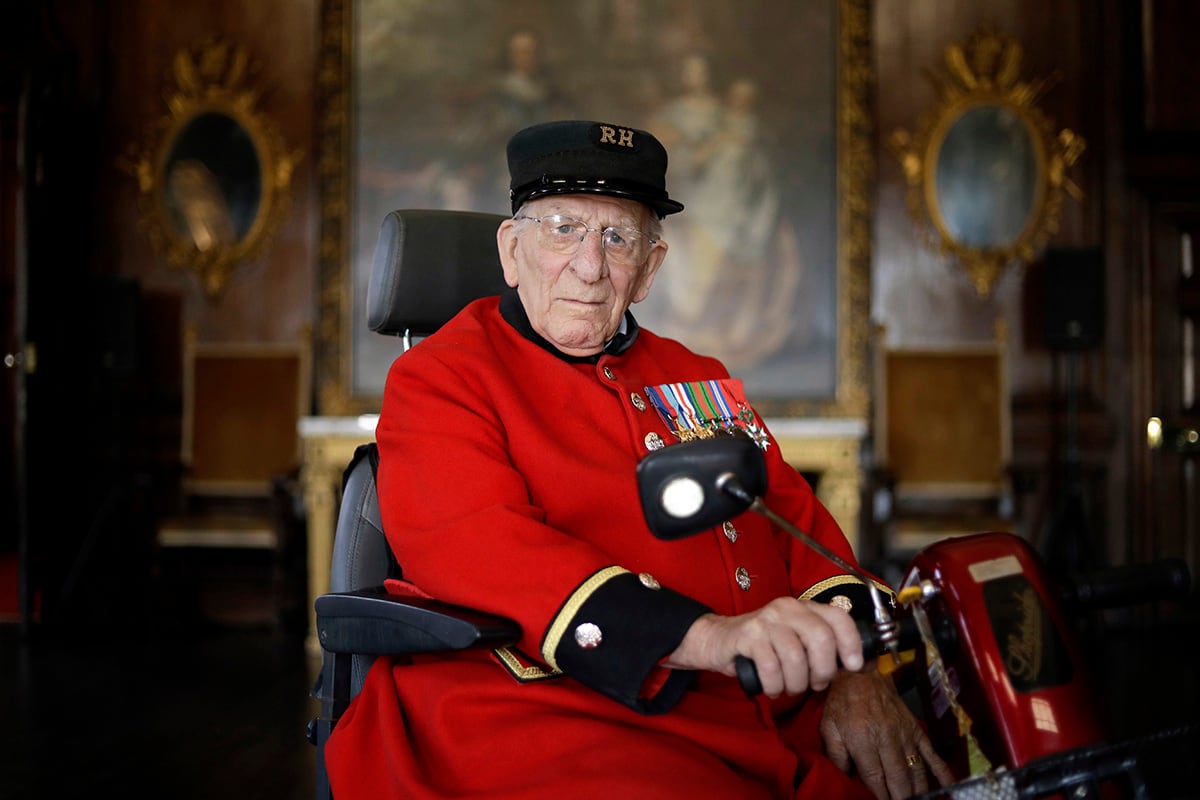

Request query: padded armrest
[{"left": 315, "top": 587, "right": 521, "bottom": 655}]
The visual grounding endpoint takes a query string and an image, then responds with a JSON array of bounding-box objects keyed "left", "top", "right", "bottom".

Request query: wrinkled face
[{"left": 497, "top": 195, "right": 667, "bottom": 357}]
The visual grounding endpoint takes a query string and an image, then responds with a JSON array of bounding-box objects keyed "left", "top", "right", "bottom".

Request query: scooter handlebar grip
[
  {"left": 1062, "top": 559, "right": 1192, "bottom": 611},
  {"left": 735, "top": 655, "right": 762, "bottom": 696}
]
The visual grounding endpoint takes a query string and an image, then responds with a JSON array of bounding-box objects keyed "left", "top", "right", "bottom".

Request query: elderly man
[{"left": 325, "top": 120, "right": 951, "bottom": 799}]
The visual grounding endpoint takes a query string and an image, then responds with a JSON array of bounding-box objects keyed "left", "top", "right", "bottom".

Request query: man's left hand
[{"left": 820, "top": 666, "right": 955, "bottom": 800}]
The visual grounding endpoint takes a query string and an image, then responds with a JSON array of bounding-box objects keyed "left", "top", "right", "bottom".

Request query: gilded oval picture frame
[
  {"left": 125, "top": 38, "right": 300, "bottom": 297},
  {"left": 889, "top": 28, "right": 1085, "bottom": 296}
]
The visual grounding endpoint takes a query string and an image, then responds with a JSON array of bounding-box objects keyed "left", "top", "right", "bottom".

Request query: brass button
[
  {"left": 574, "top": 622, "right": 602, "bottom": 649},
  {"left": 644, "top": 432, "right": 664, "bottom": 450},
  {"left": 603, "top": 366, "right": 615, "bottom": 380},
  {"left": 638, "top": 572, "right": 661, "bottom": 590},
  {"left": 723, "top": 521, "right": 738, "bottom": 543},
  {"left": 631, "top": 392, "right": 646, "bottom": 411},
  {"left": 829, "top": 595, "right": 853, "bottom": 612},
  {"left": 735, "top": 567, "right": 752, "bottom": 591}
]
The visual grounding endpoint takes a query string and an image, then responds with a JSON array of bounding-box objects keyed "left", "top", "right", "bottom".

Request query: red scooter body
[
  {"left": 900, "top": 531, "right": 1108, "bottom": 779},
  {"left": 635, "top": 438, "right": 1196, "bottom": 797}
]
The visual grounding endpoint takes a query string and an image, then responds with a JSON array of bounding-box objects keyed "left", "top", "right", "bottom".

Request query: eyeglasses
[{"left": 515, "top": 214, "right": 659, "bottom": 266}]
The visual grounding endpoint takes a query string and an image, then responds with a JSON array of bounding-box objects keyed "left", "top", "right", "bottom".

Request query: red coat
[{"left": 326, "top": 292, "right": 879, "bottom": 799}]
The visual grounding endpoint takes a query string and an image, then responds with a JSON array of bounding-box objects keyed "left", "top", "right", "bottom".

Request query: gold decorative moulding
[
  {"left": 123, "top": 38, "right": 301, "bottom": 297},
  {"left": 889, "top": 28, "right": 1085, "bottom": 296}
]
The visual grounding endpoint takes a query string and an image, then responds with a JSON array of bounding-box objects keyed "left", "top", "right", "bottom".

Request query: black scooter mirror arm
[{"left": 715, "top": 472, "right": 903, "bottom": 666}]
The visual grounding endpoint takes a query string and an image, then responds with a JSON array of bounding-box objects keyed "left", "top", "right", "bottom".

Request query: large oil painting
[{"left": 316, "top": 0, "right": 871, "bottom": 419}]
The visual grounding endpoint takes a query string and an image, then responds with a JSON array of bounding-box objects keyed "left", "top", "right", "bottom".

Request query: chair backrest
[
  {"left": 331, "top": 443, "right": 390, "bottom": 691},
  {"left": 366, "top": 209, "right": 511, "bottom": 339},
  {"left": 333, "top": 208, "right": 506, "bottom": 594},
  {"left": 313, "top": 210, "right": 508, "bottom": 800},
  {"left": 873, "top": 324, "right": 1011, "bottom": 500},
  {"left": 332, "top": 444, "right": 389, "bottom": 593},
  {"left": 182, "top": 334, "right": 311, "bottom": 496}
]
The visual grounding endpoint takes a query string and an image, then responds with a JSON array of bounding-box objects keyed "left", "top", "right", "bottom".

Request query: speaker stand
[{"left": 1041, "top": 350, "right": 1096, "bottom": 577}]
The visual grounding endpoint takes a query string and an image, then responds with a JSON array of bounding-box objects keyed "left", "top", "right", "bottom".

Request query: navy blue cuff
[{"left": 544, "top": 569, "right": 711, "bottom": 714}]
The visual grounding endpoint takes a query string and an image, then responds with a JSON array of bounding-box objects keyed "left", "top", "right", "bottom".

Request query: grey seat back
[
  {"left": 331, "top": 209, "right": 508, "bottom": 693},
  {"left": 331, "top": 445, "right": 387, "bottom": 691},
  {"left": 332, "top": 446, "right": 387, "bottom": 595}
]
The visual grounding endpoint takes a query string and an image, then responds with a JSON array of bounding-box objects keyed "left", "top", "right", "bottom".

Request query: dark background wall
[
  {"left": 2, "top": 0, "right": 319, "bottom": 622},
  {"left": 2, "top": 0, "right": 1198, "bottom": 621}
]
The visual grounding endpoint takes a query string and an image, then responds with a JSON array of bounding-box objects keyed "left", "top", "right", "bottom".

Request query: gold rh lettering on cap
[{"left": 599, "top": 126, "right": 635, "bottom": 148}]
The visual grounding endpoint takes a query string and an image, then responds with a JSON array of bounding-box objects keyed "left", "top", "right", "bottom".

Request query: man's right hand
[{"left": 664, "top": 597, "right": 865, "bottom": 697}]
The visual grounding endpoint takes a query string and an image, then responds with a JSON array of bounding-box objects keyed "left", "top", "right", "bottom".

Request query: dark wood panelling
[
  {"left": 872, "top": 0, "right": 1105, "bottom": 562},
  {"left": 874, "top": 0, "right": 1200, "bottom": 574},
  {"left": 3, "top": 0, "right": 319, "bottom": 627},
  {"left": 1139, "top": 0, "right": 1200, "bottom": 135},
  {"left": 100, "top": 0, "right": 319, "bottom": 345}
]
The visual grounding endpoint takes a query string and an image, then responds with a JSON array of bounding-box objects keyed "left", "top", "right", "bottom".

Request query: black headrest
[{"left": 367, "top": 209, "right": 510, "bottom": 337}]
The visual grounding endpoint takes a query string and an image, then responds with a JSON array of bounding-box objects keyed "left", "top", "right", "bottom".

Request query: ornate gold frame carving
[
  {"left": 314, "top": 0, "right": 872, "bottom": 419},
  {"left": 123, "top": 38, "right": 301, "bottom": 297},
  {"left": 888, "top": 28, "right": 1085, "bottom": 297}
]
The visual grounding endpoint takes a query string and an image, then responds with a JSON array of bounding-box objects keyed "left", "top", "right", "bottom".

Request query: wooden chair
[
  {"left": 864, "top": 323, "right": 1016, "bottom": 582},
  {"left": 155, "top": 331, "right": 310, "bottom": 626}
]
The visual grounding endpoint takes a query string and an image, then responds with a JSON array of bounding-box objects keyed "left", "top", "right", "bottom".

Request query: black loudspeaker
[{"left": 1042, "top": 247, "right": 1104, "bottom": 351}]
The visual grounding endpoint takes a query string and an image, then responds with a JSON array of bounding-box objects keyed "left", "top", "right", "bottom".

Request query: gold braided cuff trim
[
  {"left": 493, "top": 647, "right": 561, "bottom": 682},
  {"left": 541, "top": 565, "right": 630, "bottom": 671},
  {"left": 798, "top": 574, "right": 895, "bottom": 602}
]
